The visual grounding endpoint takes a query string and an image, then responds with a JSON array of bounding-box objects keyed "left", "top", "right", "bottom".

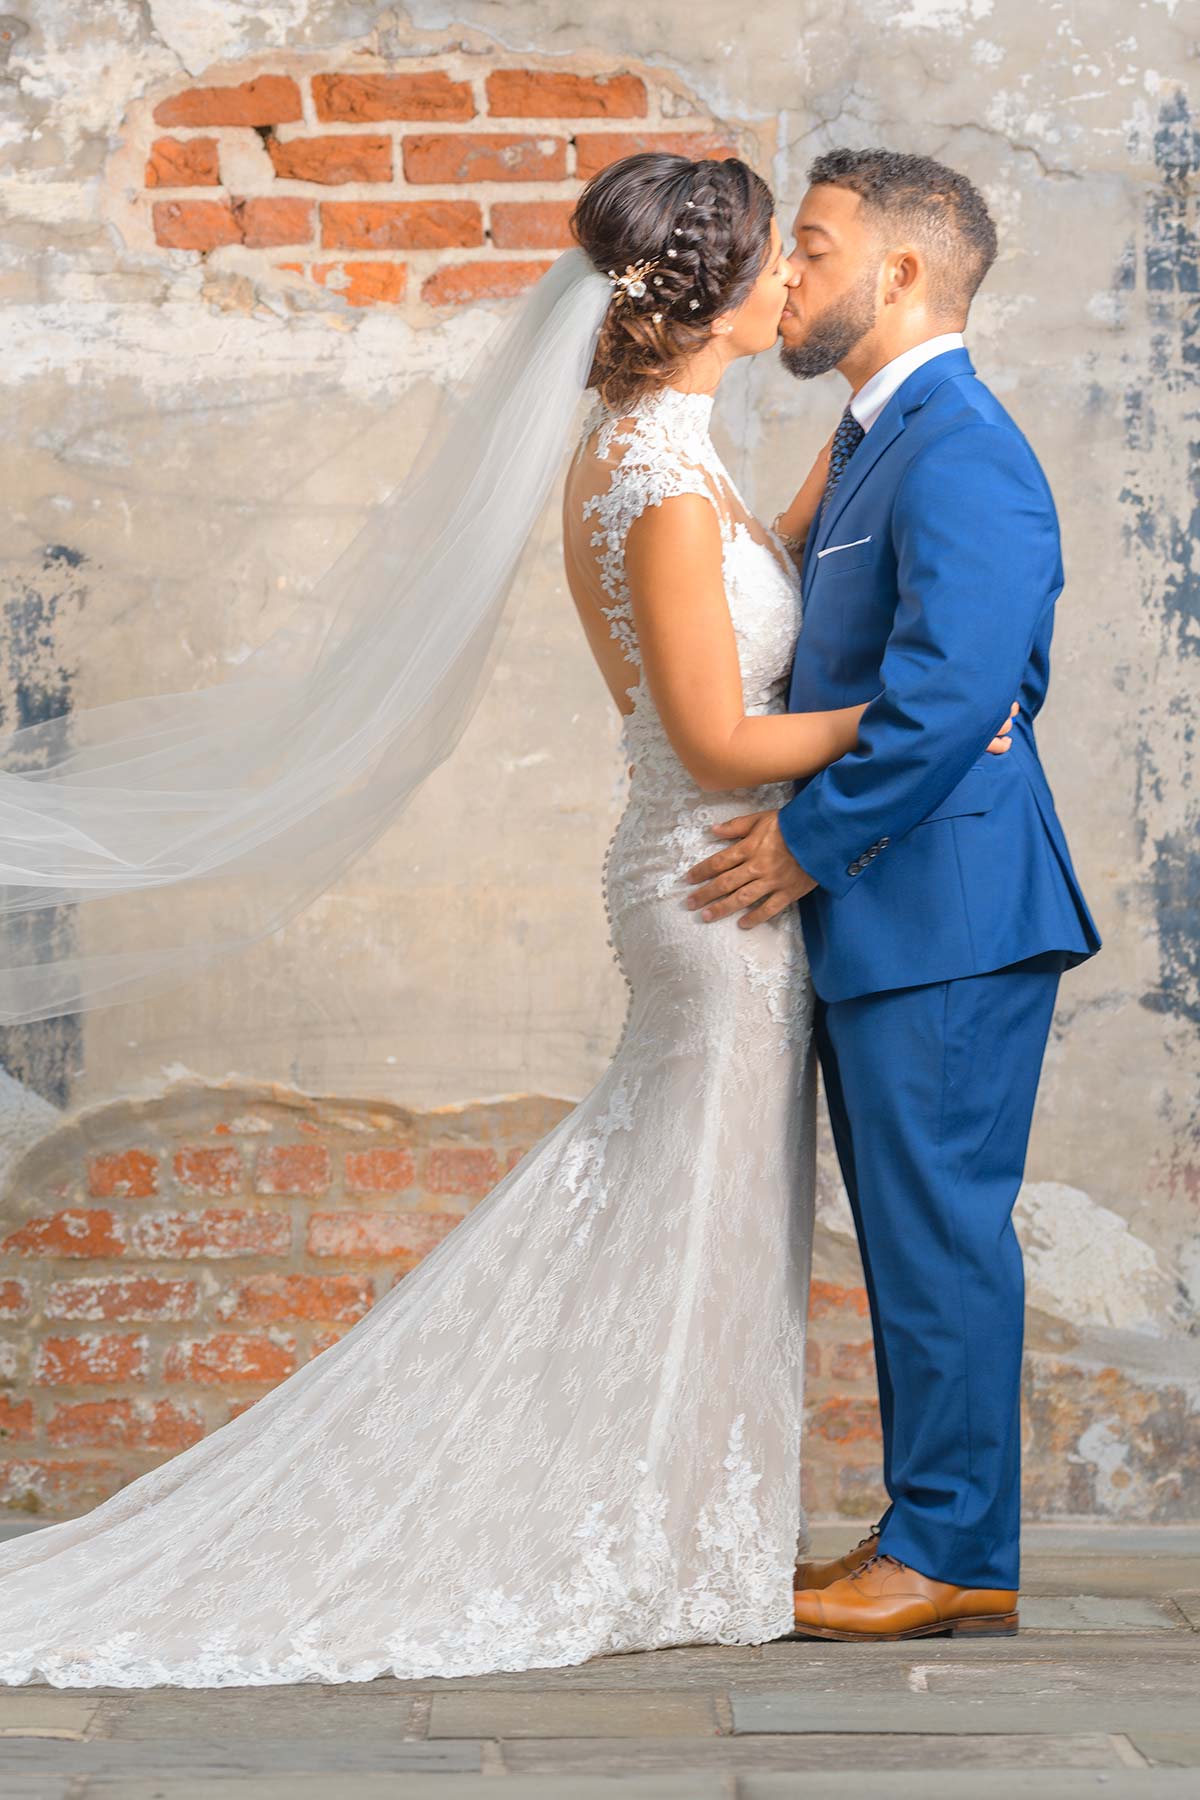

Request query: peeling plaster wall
[{"left": 0, "top": 1, "right": 1197, "bottom": 1512}]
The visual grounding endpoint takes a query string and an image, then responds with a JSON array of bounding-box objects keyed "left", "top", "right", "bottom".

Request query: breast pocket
[{"left": 815, "top": 534, "right": 875, "bottom": 575}]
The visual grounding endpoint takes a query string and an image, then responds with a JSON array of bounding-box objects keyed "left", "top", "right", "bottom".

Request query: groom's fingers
[
  {"left": 708, "top": 813, "right": 762, "bottom": 838},
  {"left": 694, "top": 880, "right": 764, "bottom": 922},
  {"left": 687, "top": 869, "right": 756, "bottom": 910},
  {"left": 684, "top": 843, "right": 748, "bottom": 887},
  {"left": 738, "top": 891, "right": 791, "bottom": 928}
]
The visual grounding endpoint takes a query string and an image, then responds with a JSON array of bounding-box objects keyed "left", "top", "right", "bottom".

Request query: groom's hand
[{"left": 684, "top": 810, "right": 816, "bottom": 928}]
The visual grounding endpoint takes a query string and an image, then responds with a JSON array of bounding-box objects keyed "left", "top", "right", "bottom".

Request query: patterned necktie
[{"left": 822, "top": 403, "right": 866, "bottom": 509}]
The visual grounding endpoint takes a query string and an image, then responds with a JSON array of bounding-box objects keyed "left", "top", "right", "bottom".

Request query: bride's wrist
[{"left": 771, "top": 511, "right": 808, "bottom": 559}]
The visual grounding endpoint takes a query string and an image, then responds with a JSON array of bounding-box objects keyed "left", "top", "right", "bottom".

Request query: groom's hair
[{"left": 808, "top": 147, "right": 998, "bottom": 318}]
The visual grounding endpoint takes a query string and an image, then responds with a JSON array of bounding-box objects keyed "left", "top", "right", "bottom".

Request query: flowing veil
[{"left": 0, "top": 248, "right": 613, "bottom": 1025}]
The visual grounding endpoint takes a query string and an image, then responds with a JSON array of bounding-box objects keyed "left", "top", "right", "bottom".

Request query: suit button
[
  {"left": 879, "top": 836, "right": 890, "bottom": 848},
  {"left": 847, "top": 863, "right": 860, "bottom": 877}
]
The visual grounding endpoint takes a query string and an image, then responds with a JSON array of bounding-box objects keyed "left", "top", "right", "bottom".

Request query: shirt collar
[{"left": 848, "top": 332, "right": 966, "bottom": 434}]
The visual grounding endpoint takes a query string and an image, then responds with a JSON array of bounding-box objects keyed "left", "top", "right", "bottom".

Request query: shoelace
[{"left": 849, "top": 1551, "right": 904, "bottom": 1583}]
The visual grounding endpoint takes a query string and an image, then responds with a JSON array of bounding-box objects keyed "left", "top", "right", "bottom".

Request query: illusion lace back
[{"left": 0, "top": 382, "right": 817, "bottom": 1689}]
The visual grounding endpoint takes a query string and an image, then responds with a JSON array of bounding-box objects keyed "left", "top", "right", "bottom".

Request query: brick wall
[
  {"left": 0, "top": 1080, "right": 884, "bottom": 1521},
  {"left": 133, "top": 54, "right": 740, "bottom": 313},
  {"left": 2, "top": 1080, "right": 1195, "bottom": 1523}
]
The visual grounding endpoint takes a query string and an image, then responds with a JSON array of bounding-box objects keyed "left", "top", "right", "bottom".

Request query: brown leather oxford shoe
[
  {"left": 790, "top": 1552, "right": 1018, "bottom": 1641},
  {"left": 793, "top": 1523, "right": 880, "bottom": 1591}
]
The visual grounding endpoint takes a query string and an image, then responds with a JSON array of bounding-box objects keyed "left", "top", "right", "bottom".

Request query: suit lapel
[{"left": 802, "top": 347, "right": 974, "bottom": 600}]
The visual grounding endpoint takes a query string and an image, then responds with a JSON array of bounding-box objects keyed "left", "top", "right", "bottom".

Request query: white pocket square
[{"left": 817, "top": 534, "right": 873, "bottom": 559}]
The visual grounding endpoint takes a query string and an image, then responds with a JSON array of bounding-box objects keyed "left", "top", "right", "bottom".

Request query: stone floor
[{"left": 0, "top": 1523, "right": 1196, "bottom": 1798}]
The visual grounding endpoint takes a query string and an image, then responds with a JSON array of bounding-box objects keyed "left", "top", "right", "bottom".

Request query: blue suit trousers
[{"left": 815, "top": 952, "right": 1064, "bottom": 1591}]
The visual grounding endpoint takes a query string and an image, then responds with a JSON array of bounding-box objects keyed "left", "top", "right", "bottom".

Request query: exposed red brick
[
  {"left": 152, "top": 198, "right": 241, "bottom": 251},
  {"left": 253, "top": 1144, "right": 331, "bottom": 1195},
  {"left": 227, "top": 1397, "right": 259, "bottom": 1420},
  {"left": 231, "top": 196, "right": 315, "bottom": 249},
  {"left": 130, "top": 1209, "right": 291, "bottom": 1260},
  {"left": 575, "top": 132, "right": 736, "bottom": 182},
  {"left": 88, "top": 1149, "right": 159, "bottom": 1200},
  {"left": 34, "top": 1334, "right": 149, "bottom": 1387},
  {"left": 808, "top": 1280, "right": 870, "bottom": 1321},
  {"left": 345, "top": 1147, "right": 417, "bottom": 1192},
  {"left": 426, "top": 1146, "right": 501, "bottom": 1197},
  {"left": 490, "top": 200, "right": 576, "bottom": 250},
  {"left": 153, "top": 76, "right": 303, "bottom": 129},
  {"left": 174, "top": 1146, "right": 243, "bottom": 1196},
  {"left": 145, "top": 136, "right": 220, "bottom": 188},
  {"left": 0, "top": 1457, "right": 123, "bottom": 1515},
  {"left": 313, "top": 71, "right": 475, "bottom": 124},
  {"left": 215, "top": 1273, "right": 374, "bottom": 1324},
  {"left": 486, "top": 70, "right": 647, "bottom": 119},
  {"left": 267, "top": 133, "right": 393, "bottom": 185},
  {"left": 422, "top": 259, "right": 555, "bottom": 306},
  {"left": 831, "top": 1341, "right": 876, "bottom": 1382},
  {"left": 807, "top": 1396, "right": 882, "bottom": 1445},
  {"left": 0, "top": 1396, "right": 34, "bottom": 1440},
  {"left": 0, "top": 1278, "right": 31, "bottom": 1318},
  {"left": 2, "top": 1210, "right": 126, "bottom": 1259},
  {"left": 44, "top": 1275, "right": 198, "bottom": 1322},
  {"left": 403, "top": 133, "right": 568, "bottom": 185},
  {"left": 310, "top": 1326, "right": 352, "bottom": 1357},
  {"left": 320, "top": 199, "right": 483, "bottom": 252},
  {"left": 164, "top": 1333, "right": 296, "bottom": 1385},
  {"left": 306, "top": 1209, "right": 463, "bottom": 1265},
  {"left": 46, "top": 1398, "right": 204, "bottom": 1451},
  {"left": 306, "top": 258, "right": 408, "bottom": 306}
]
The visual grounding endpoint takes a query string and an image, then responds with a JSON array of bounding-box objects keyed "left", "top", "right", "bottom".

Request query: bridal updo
[{"left": 569, "top": 153, "right": 775, "bottom": 412}]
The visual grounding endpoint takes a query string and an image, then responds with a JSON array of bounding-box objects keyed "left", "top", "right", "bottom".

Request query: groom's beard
[{"left": 779, "top": 266, "right": 880, "bottom": 380}]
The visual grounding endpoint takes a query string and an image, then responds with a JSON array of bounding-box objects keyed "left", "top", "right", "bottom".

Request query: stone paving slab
[
  {"left": 1169, "top": 1591, "right": 1200, "bottom": 1628},
  {"left": 0, "top": 1735, "right": 482, "bottom": 1777},
  {"left": 1021, "top": 1558, "right": 1200, "bottom": 1597},
  {"left": 495, "top": 1730, "right": 1127, "bottom": 1773},
  {"left": 88, "top": 1780, "right": 733, "bottom": 1800},
  {"left": 740, "top": 1775, "right": 1200, "bottom": 1798},
  {"left": 1018, "top": 1595, "right": 1185, "bottom": 1631},
  {"left": 427, "top": 1688, "right": 726, "bottom": 1739},
  {"left": 1126, "top": 1734, "right": 1200, "bottom": 1768},
  {"left": 93, "top": 1688, "right": 425, "bottom": 1739},
  {"left": 729, "top": 1690, "right": 1192, "bottom": 1737},
  {"left": 0, "top": 1693, "right": 102, "bottom": 1736}
]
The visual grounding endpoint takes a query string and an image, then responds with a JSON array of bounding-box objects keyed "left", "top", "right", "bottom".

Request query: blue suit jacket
[{"left": 778, "top": 346, "right": 1101, "bottom": 1003}]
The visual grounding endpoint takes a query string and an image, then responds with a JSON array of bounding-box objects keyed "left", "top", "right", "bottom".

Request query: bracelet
[{"left": 770, "top": 511, "right": 807, "bottom": 558}]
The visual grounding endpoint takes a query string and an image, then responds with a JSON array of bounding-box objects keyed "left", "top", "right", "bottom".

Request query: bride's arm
[
  {"left": 624, "top": 492, "right": 866, "bottom": 793},
  {"left": 771, "top": 424, "right": 836, "bottom": 560}
]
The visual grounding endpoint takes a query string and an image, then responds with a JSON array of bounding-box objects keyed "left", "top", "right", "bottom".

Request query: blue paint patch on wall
[
  {"left": 0, "top": 545, "right": 87, "bottom": 1106},
  {"left": 1120, "top": 90, "right": 1200, "bottom": 1034}
]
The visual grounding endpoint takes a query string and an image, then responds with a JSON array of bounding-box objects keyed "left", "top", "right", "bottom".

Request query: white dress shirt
[{"left": 848, "top": 332, "right": 966, "bottom": 434}]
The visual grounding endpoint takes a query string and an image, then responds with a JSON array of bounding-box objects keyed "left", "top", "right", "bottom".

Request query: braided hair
[{"left": 568, "top": 153, "right": 775, "bottom": 413}]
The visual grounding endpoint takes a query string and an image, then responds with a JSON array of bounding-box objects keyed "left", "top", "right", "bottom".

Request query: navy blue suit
[{"left": 779, "top": 346, "right": 1101, "bottom": 1589}]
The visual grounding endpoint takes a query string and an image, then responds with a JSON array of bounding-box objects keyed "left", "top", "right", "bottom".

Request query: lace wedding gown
[{"left": 0, "top": 381, "right": 817, "bottom": 1688}]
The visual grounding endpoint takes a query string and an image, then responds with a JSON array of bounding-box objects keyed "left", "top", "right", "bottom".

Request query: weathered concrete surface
[
  {"left": 0, "top": 1527, "right": 1193, "bottom": 1791},
  {"left": 0, "top": 2, "right": 1196, "bottom": 1518}
]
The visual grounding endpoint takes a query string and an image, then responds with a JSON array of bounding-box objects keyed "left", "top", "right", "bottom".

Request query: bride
[{"left": 0, "top": 152, "right": 1010, "bottom": 1688}]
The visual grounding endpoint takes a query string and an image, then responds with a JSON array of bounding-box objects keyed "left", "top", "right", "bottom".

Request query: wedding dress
[{"left": 0, "top": 380, "right": 817, "bottom": 1689}]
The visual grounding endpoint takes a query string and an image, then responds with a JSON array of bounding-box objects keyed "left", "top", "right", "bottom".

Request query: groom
[{"left": 685, "top": 147, "right": 1101, "bottom": 1640}]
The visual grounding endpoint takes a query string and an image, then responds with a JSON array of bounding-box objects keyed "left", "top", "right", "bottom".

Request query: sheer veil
[{"left": 0, "top": 248, "right": 613, "bottom": 1024}]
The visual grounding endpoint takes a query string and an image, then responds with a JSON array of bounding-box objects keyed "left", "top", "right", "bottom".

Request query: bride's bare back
[{"left": 563, "top": 391, "right": 796, "bottom": 725}]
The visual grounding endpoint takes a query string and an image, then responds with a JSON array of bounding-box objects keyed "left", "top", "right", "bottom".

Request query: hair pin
[{"left": 607, "top": 257, "right": 660, "bottom": 302}]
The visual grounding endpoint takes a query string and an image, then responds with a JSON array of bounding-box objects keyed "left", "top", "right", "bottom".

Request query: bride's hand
[
  {"left": 986, "top": 702, "right": 1020, "bottom": 754},
  {"left": 774, "top": 424, "right": 837, "bottom": 548}
]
